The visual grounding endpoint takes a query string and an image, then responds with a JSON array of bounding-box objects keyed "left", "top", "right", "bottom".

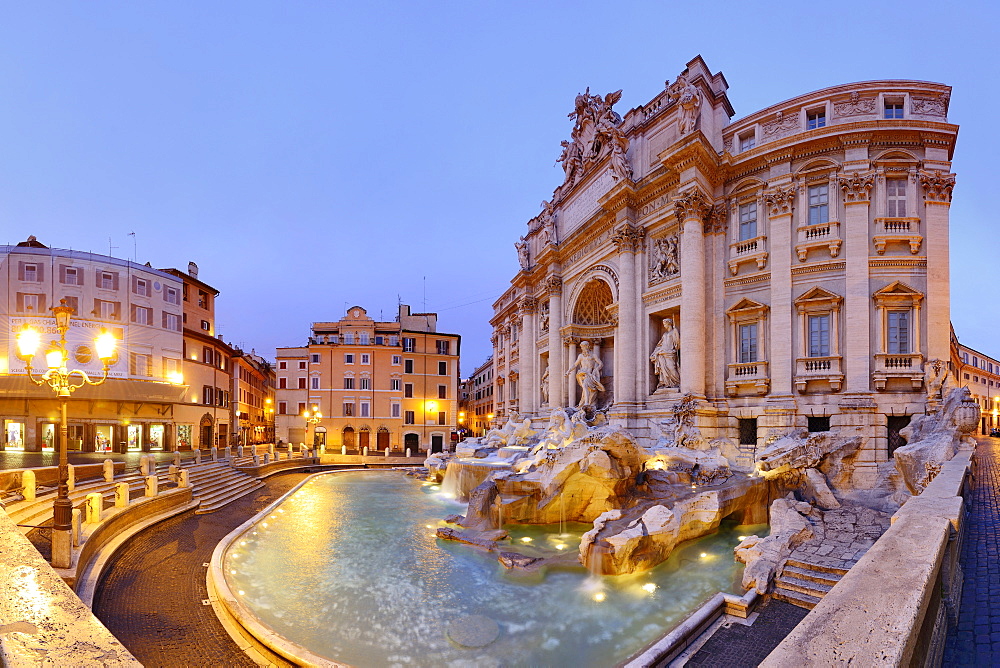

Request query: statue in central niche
[
  {"left": 651, "top": 317, "right": 680, "bottom": 389},
  {"left": 566, "top": 340, "right": 604, "bottom": 408}
]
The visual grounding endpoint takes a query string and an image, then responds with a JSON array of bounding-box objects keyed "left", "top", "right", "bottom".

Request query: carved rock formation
[{"left": 735, "top": 496, "right": 818, "bottom": 594}]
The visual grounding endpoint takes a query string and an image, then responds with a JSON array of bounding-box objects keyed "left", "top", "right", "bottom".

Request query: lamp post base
[{"left": 51, "top": 528, "right": 72, "bottom": 569}]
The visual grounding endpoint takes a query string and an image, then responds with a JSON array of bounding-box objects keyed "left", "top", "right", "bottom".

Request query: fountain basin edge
[{"left": 207, "top": 469, "right": 396, "bottom": 668}]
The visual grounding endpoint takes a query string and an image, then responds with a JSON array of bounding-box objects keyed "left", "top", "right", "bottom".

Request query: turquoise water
[{"left": 223, "top": 471, "right": 764, "bottom": 667}]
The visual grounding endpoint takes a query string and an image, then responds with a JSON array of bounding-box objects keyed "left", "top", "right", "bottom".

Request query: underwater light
[
  {"left": 593, "top": 592, "right": 606, "bottom": 602},
  {"left": 642, "top": 583, "right": 657, "bottom": 594},
  {"left": 521, "top": 537, "right": 532, "bottom": 543},
  {"left": 700, "top": 553, "right": 708, "bottom": 558},
  {"left": 555, "top": 543, "right": 566, "bottom": 550},
  {"left": 738, "top": 536, "right": 747, "bottom": 541}
]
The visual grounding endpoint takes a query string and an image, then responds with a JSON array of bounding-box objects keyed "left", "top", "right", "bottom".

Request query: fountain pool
[{"left": 216, "top": 471, "right": 765, "bottom": 667}]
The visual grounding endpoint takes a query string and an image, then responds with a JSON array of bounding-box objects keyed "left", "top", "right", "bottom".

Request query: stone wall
[
  {"left": 761, "top": 447, "right": 971, "bottom": 666},
  {"left": 0, "top": 506, "right": 140, "bottom": 666}
]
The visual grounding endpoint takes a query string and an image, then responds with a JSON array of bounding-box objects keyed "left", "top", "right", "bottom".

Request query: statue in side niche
[
  {"left": 515, "top": 238, "right": 529, "bottom": 269},
  {"left": 668, "top": 74, "right": 702, "bottom": 135},
  {"left": 566, "top": 340, "right": 604, "bottom": 408},
  {"left": 651, "top": 317, "right": 681, "bottom": 389}
]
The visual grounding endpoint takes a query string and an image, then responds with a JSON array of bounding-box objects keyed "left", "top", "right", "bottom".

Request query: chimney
[{"left": 188, "top": 261, "right": 199, "bottom": 279}]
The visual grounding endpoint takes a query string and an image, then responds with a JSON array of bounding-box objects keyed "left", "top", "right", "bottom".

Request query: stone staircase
[
  {"left": 772, "top": 558, "right": 849, "bottom": 609},
  {"left": 4, "top": 468, "right": 176, "bottom": 534},
  {"left": 185, "top": 462, "right": 263, "bottom": 514}
]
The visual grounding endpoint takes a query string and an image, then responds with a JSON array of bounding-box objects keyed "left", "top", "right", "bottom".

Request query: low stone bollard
[
  {"left": 85, "top": 493, "right": 103, "bottom": 524},
  {"left": 363, "top": 446, "right": 369, "bottom": 457},
  {"left": 115, "top": 482, "right": 130, "bottom": 508},
  {"left": 21, "top": 469, "right": 35, "bottom": 501},
  {"left": 385, "top": 447, "right": 390, "bottom": 458},
  {"left": 194, "top": 449, "right": 202, "bottom": 464},
  {"left": 211, "top": 447, "right": 218, "bottom": 462},
  {"left": 172, "top": 451, "right": 181, "bottom": 468},
  {"left": 145, "top": 475, "right": 158, "bottom": 497},
  {"left": 253, "top": 454, "right": 260, "bottom": 466},
  {"left": 237, "top": 446, "right": 244, "bottom": 458},
  {"left": 341, "top": 445, "right": 347, "bottom": 455},
  {"left": 179, "top": 469, "right": 190, "bottom": 488},
  {"left": 103, "top": 459, "right": 115, "bottom": 482},
  {"left": 263, "top": 453, "right": 270, "bottom": 464},
  {"left": 168, "top": 464, "right": 178, "bottom": 482},
  {"left": 72, "top": 508, "right": 82, "bottom": 547},
  {"left": 268, "top": 444, "right": 275, "bottom": 456},
  {"left": 139, "top": 455, "right": 149, "bottom": 476},
  {"left": 67, "top": 464, "right": 76, "bottom": 492},
  {"left": 405, "top": 448, "right": 411, "bottom": 458}
]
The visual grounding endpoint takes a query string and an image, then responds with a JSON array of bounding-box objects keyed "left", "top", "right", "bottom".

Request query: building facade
[
  {"left": 491, "top": 57, "right": 958, "bottom": 487},
  {"left": 232, "top": 349, "right": 276, "bottom": 446},
  {"left": 1, "top": 237, "right": 187, "bottom": 452},
  {"left": 274, "top": 305, "right": 461, "bottom": 453},
  {"left": 951, "top": 329, "right": 1000, "bottom": 436},
  {"left": 461, "top": 356, "right": 495, "bottom": 437}
]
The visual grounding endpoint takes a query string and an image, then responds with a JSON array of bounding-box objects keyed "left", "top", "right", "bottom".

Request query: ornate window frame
[
  {"left": 872, "top": 281, "right": 924, "bottom": 390},
  {"left": 726, "top": 181, "right": 768, "bottom": 275},
  {"left": 793, "top": 287, "right": 844, "bottom": 393},
  {"left": 794, "top": 160, "right": 842, "bottom": 262},
  {"left": 872, "top": 151, "right": 922, "bottom": 255},
  {"left": 725, "top": 298, "right": 769, "bottom": 396}
]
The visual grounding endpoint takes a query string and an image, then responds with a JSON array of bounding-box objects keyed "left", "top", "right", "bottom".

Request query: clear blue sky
[{"left": 1, "top": 1, "right": 996, "bottom": 374}]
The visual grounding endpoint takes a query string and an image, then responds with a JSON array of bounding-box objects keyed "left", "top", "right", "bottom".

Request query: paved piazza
[{"left": 90, "top": 472, "right": 309, "bottom": 666}]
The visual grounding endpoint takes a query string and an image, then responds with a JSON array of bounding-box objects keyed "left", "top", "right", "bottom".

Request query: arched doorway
[
  {"left": 314, "top": 426, "right": 327, "bottom": 447},
  {"left": 359, "top": 427, "right": 371, "bottom": 450},
  {"left": 404, "top": 432, "right": 419, "bottom": 452},
  {"left": 199, "top": 414, "right": 214, "bottom": 449},
  {"left": 342, "top": 426, "right": 356, "bottom": 449},
  {"left": 376, "top": 426, "right": 390, "bottom": 451}
]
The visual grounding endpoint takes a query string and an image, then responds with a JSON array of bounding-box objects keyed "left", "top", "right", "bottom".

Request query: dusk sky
[{"left": 1, "top": 2, "right": 996, "bottom": 375}]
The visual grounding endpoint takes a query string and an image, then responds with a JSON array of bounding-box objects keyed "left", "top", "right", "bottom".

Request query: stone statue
[
  {"left": 515, "top": 238, "right": 529, "bottom": 269},
  {"left": 651, "top": 318, "right": 680, "bottom": 389},
  {"left": 538, "top": 302, "right": 550, "bottom": 332},
  {"left": 509, "top": 418, "right": 537, "bottom": 446},
  {"left": 557, "top": 140, "right": 582, "bottom": 185},
  {"left": 538, "top": 200, "right": 558, "bottom": 246},
  {"left": 540, "top": 366, "right": 549, "bottom": 404},
  {"left": 925, "top": 358, "right": 949, "bottom": 406},
  {"left": 668, "top": 74, "right": 702, "bottom": 135},
  {"left": 485, "top": 412, "right": 521, "bottom": 448},
  {"left": 566, "top": 340, "right": 604, "bottom": 408},
  {"left": 606, "top": 126, "right": 632, "bottom": 182},
  {"left": 649, "top": 235, "right": 679, "bottom": 282}
]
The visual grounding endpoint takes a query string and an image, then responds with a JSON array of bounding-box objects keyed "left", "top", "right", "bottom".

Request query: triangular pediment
[
  {"left": 795, "top": 286, "right": 842, "bottom": 306},
  {"left": 726, "top": 298, "right": 769, "bottom": 315},
  {"left": 874, "top": 280, "right": 920, "bottom": 297}
]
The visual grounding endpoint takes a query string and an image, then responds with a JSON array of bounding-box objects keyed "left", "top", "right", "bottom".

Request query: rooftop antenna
[
  {"left": 108, "top": 237, "right": 118, "bottom": 258},
  {"left": 423, "top": 276, "right": 426, "bottom": 312},
  {"left": 128, "top": 232, "right": 136, "bottom": 262}
]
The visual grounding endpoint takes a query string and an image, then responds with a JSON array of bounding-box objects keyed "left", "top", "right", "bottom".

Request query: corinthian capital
[
  {"left": 840, "top": 172, "right": 874, "bottom": 203},
  {"left": 611, "top": 224, "right": 645, "bottom": 253},
  {"left": 519, "top": 297, "right": 538, "bottom": 314},
  {"left": 674, "top": 190, "right": 711, "bottom": 223},
  {"left": 764, "top": 185, "right": 795, "bottom": 217},
  {"left": 919, "top": 170, "right": 956, "bottom": 203},
  {"left": 545, "top": 275, "right": 563, "bottom": 295}
]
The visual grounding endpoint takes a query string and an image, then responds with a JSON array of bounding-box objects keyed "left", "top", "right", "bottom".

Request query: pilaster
[
  {"left": 921, "top": 170, "right": 955, "bottom": 363},
  {"left": 840, "top": 172, "right": 874, "bottom": 394},
  {"left": 611, "top": 221, "right": 644, "bottom": 407},
  {"left": 676, "top": 190, "right": 710, "bottom": 398},
  {"left": 765, "top": 185, "right": 795, "bottom": 396}
]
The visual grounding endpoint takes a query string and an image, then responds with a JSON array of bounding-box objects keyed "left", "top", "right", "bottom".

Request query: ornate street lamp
[
  {"left": 302, "top": 406, "right": 322, "bottom": 448},
  {"left": 16, "top": 299, "right": 117, "bottom": 568}
]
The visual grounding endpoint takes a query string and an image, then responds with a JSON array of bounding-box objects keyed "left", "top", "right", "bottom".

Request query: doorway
[
  {"left": 431, "top": 434, "right": 444, "bottom": 453},
  {"left": 376, "top": 427, "right": 390, "bottom": 451},
  {"left": 149, "top": 425, "right": 165, "bottom": 451},
  {"left": 127, "top": 425, "right": 143, "bottom": 451},
  {"left": 4, "top": 421, "right": 25, "bottom": 451},
  {"left": 95, "top": 425, "right": 114, "bottom": 454}
]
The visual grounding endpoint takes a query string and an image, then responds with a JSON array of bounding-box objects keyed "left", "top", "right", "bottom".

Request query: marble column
[
  {"left": 676, "top": 192, "right": 709, "bottom": 397},
  {"left": 565, "top": 337, "right": 578, "bottom": 407},
  {"left": 611, "top": 224, "right": 643, "bottom": 406},
  {"left": 841, "top": 172, "right": 874, "bottom": 393},
  {"left": 765, "top": 185, "right": 795, "bottom": 396},
  {"left": 519, "top": 297, "right": 538, "bottom": 416},
  {"left": 920, "top": 170, "right": 955, "bottom": 363},
  {"left": 547, "top": 277, "right": 564, "bottom": 408}
]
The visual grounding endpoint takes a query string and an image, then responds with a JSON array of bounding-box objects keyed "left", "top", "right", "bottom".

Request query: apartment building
[{"left": 274, "top": 305, "right": 460, "bottom": 453}]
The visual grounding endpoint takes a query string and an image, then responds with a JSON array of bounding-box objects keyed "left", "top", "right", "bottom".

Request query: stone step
[
  {"left": 774, "top": 574, "right": 835, "bottom": 598},
  {"left": 781, "top": 564, "right": 843, "bottom": 587},
  {"left": 784, "top": 558, "right": 850, "bottom": 577},
  {"left": 195, "top": 480, "right": 264, "bottom": 514},
  {"left": 772, "top": 585, "right": 822, "bottom": 610}
]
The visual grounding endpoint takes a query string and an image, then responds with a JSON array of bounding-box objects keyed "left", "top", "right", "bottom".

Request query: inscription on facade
[{"left": 561, "top": 169, "right": 614, "bottom": 234}]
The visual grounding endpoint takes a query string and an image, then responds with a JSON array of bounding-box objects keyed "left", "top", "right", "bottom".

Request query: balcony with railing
[
  {"left": 727, "top": 235, "right": 768, "bottom": 275},
  {"left": 873, "top": 217, "right": 922, "bottom": 255},
  {"left": 873, "top": 353, "right": 924, "bottom": 390},
  {"left": 795, "top": 221, "right": 842, "bottom": 261},
  {"left": 725, "top": 360, "right": 769, "bottom": 396},
  {"left": 794, "top": 356, "right": 844, "bottom": 393}
]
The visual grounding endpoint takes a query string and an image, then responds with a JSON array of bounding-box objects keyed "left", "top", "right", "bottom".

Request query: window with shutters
[
  {"left": 134, "top": 277, "right": 149, "bottom": 296},
  {"left": 344, "top": 377, "right": 354, "bottom": 390},
  {"left": 99, "top": 271, "right": 116, "bottom": 290},
  {"left": 392, "top": 355, "right": 401, "bottom": 365},
  {"left": 278, "top": 401, "right": 287, "bottom": 415},
  {"left": 162, "top": 312, "right": 181, "bottom": 331},
  {"left": 392, "top": 403, "right": 401, "bottom": 418},
  {"left": 203, "top": 386, "right": 215, "bottom": 405},
  {"left": 343, "top": 402, "right": 354, "bottom": 417},
  {"left": 279, "top": 377, "right": 287, "bottom": 389},
  {"left": 62, "top": 296, "right": 79, "bottom": 314},
  {"left": 438, "top": 361, "right": 448, "bottom": 375},
  {"left": 62, "top": 266, "right": 80, "bottom": 285},
  {"left": 95, "top": 299, "right": 119, "bottom": 320},
  {"left": 404, "top": 359, "right": 414, "bottom": 373},
  {"left": 360, "top": 377, "right": 370, "bottom": 390},
  {"left": 404, "top": 383, "right": 413, "bottom": 398},
  {"left": 360, "top": 402, "right": 370, "bottom": 418},
  {"left": 131, "top": 305, "right": 152, "bottom": 326},
  {"left": 18, "top": 293, "right": 44, "bottom": 314},
  {"left": 403, "top": 337, "right": 415, "bottom": 352},
  {"left": 436, "top": 340, "right": 450, "bottom": 355},
  {"left": 21, "top": 263, "right": 40, "bottom": 282},
  {"left": 361, "top": 353, "right": 370, "bottom": 365},
  {"left": 391, "top": 378, "right": 401, "bottom": 391},
  {"left": 311, "top": 377, "right": 320, "bottom": 390},
  {"left": 438, "top": 411, "right": 447, "bottom": 425},
  {"left": 438, "top": 385, "right": 447, "bottom": 399},
  {"left": 298, "top": 377, "right": 306, "bottom": 389},
  {"left": 404, "top": 410, "right": 415, "bottom": 425},
  {"left": 164, "top": 286, "right": 179, "bottom": 304}
]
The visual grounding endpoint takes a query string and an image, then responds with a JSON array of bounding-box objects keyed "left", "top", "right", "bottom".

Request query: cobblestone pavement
[
  {"left": 92, "top": 472, "right": 309, "bottom": 667},
  {"left": 788, "top": 502, "right": 891, "bottom": 571},
  {"left": 944, "top": 437, "right": 999, "bottom": 666},
  {"left": 682, "top": 598, "right": 809, "bottom": 667}
]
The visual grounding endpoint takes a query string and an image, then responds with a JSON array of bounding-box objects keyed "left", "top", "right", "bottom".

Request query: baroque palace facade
[{"left": 491, "top": 56, "right": 958, "bottom": 487}]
